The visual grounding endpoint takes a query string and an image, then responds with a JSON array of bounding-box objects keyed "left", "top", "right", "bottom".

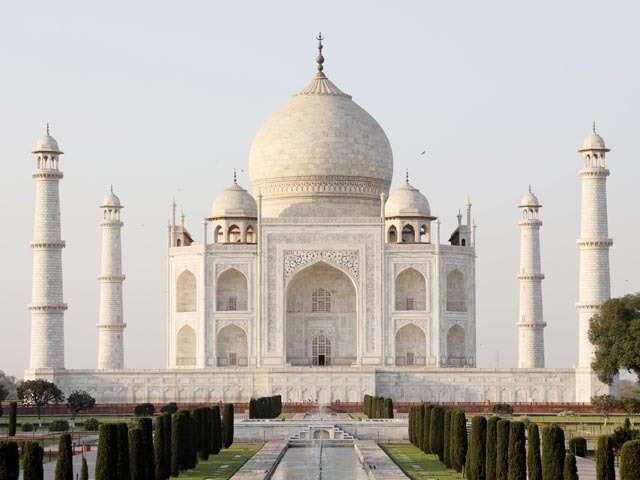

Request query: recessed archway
[
  {"left": 216, "top": 268, "right": 248, "bottom": 311},
  {"left": 176, "top": 325, "right": 196, "bottom": 366},
  {"left": 446, "top": 324, "right": 465, "bottom": 366},
  {"left": 286, "top": 262, "right": 357, "bottom": 366},
  {"left": 176, "top": 270, "right": 197, "bottom": 312},
  {"left": 395, "top": 324, "right": 426, "bottom": 366},
  {"left": 395, "top": 268, "right": 426, "bottom": 311},
  {"left": 217, "top": 325, "right": 248, "bottom": 367}
]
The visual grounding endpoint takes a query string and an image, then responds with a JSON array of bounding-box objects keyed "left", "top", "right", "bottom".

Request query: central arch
[{"left": 286, "top": 261, "right": 357, "bottom": 366}]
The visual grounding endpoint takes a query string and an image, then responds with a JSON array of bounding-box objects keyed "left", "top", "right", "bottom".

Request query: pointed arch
[
  {"left": 217, "top": 324, "right": 248, "bottom": 366},
  {"left": 395, "top": 267, "right": 426, "bottom": 311},
  {"left": 395, "top": 324, "right": 426, "bottom": 366},
  {"left": 228, "top": 225, "right": 241, "bottom": 243},
  {"left": 246, "top": 225, "right": 256, "bottom": 243},
  {"left": 401, "top": 224, "right": 415, "bottom": 242},
  {"left": 176, "top": 270, "right": 197, "bottom": 312},
  {"left": 216, "top": 268, "right": 248, "bottom": 311},
  {"left": 176, "top": 325, "right": 196, "bottom": 366},
  {"left": 446, "top": 324, "right": 465, "bottom": 366},
  {"left": 387, "top": 225, "right": 397, "bottom": 243},
  {"left": 446, "top": 269, "right": 467, "bottom": 312}
]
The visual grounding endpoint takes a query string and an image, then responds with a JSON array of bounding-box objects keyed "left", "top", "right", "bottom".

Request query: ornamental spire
[{"left": 316, "top": 32, "right": 325, "bottom": 77}]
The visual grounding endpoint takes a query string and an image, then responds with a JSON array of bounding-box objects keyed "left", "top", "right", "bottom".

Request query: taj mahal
[{"left": 25, "top": 37, "right": 616, "bottom": 404}]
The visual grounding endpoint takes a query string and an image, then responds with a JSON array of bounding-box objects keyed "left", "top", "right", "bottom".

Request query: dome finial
[
  {"left": 405, "top": 169, "right": 409, "bottom": 184},
  {"left": 110, "top": 184, "right": 114, "bottom": 194},
  {"left": 592, "top": 120, "right": 597, "bottom": 134},
  {"left": 46, "top": 122, "right": 50, "bottom": 136},
  {"left": 528, "top": 184, "right": 532, "bottom": 193},
  {"left": 233, "top": 169, "right": 237, "bottom": 184},
  {"left": 316, "top": 32, "right": 325, "bottom": 76}
]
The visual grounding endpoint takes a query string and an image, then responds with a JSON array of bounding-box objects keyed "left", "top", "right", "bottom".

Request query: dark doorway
[{"left": 318, "top": 354, "right": 326, "bottom": 366}]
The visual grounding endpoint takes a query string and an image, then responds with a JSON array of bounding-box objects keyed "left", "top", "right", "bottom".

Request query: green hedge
[
  {"left": 96, "top": 424, "right": 118, "bottom": 480},
  {"left": 452, "top": 410, "right": 467, "bottom": 473},
  {"left": 563, "top": 453, "right": 578, "bottom": 480},
  {"left": 55, "top": 433, "right": 73, "bottom": 480},
  {"left": 171, "top": 410, "right": 191, "bottom": 475},
  {"left": 222, "top": 404, "right": 234, "bottom": 449},
  {"left": 8, "top": 403, "right": 17, "bottom": 437},
  {"left": 443, "top": 410, "right": 452, "bottom": 468},
  {"left": 496, "top": 420, "right": 511, "bottom": 480},
  {"left": 541, "top": 425, "right": 565, "bottom": 480},
  {"left": 0, "top": 441, "right": 20, "bottom": 480},
  {"left": 22, "top": 441, "right": 44, "bottom": 480},
  {"left": 363, "top": 395, "right": 394, "bottom": 419},
  {"left": 568, "top": 437, "right": 586, "bottom": 458},
  {"left": 595, "top": 435, "right": 616, "bottom": 480},
  {"left": 467, "top": 415, "right": 487, "bottom": 480},
  {"left": 211, "top": 406, "right": 223, "bottom": 455},
  {"left": 507, "top": 421, "right": 526, "bottom": 480},
  {"left": 620, "top": 439, "right": 640, "bottom": 479},
  {"left": 249, "top": 395, "right": 282, "bottom": 419},
  {"left": 50, "top": 420, "right": 69, "bottom": 432},
  {"left": 486, "top": 416, "right": 499, "bottom": 480},
  {"left": 129, "top": 428, "right": 145, "bottom": 480},
  {"left": 137, "top": 417, "right": 155, "bottom": 478},
  {"left": 115, "top": 423, "right": 130, "bottom": 480},
  {"left": 526, "top": 423, "right": 542, "bottom": 480}
]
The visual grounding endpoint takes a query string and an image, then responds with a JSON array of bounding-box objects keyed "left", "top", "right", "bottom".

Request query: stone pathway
[
  {"left": 354, "top": 440, "right": 409, "bottom": 479},
  {"left": 230, "top": 440, "right": 288, "bottom": 479},
  {"left": 575, "top": 456, "right": 619, "bottom": 480}
]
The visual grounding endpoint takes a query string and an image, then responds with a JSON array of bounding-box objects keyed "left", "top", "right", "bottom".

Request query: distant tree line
[{"left": 363, "top": 394, "right": 393, "bottom": 419}]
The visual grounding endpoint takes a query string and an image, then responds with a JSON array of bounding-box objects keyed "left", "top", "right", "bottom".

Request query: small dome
[
  {"left": 385, "top": 181, "right": 431, "bottom": 218},
  {"left": 101, "top": 187, "right": 122, "bottom": 208},
  {"left": 579, "top": 125, "right": 609, "bottom": 152},
  {"left": 519, "top": 188, "right": 540, "bottom": 207},
  {"left": 211, "top": 180, "right": 257, "bottom": 219},
  {"left": 33, "top": 132, "right": 62, "bottom": 154}
]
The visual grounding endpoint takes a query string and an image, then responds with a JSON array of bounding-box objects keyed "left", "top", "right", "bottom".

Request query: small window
[
  {"left": 461, "top": 239, "right": 466, "bottom": 246},
  {"left": 406, "top": 298, "right": 416, "bottom": 310},
  {"left": 312, "top": 288, "right": 331, "bottom": 312},
  {"left": 226, "top": 296, "right": 238, "bottom": 311},
  {"left": 228, "top": 225, "right": 241, "bottom": 243},
  {"left": 402, "top": 225, "right": 415, "bottom": 242},
  {"left": 388, "top": 226, "right": 397, "bottom": 243}
]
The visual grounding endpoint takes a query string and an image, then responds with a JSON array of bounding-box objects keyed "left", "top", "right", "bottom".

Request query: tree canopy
[
  {"left": 17, "top": 379, "right": 64, "bottom": 418},
  {"left": 589, "top": 292, "right": 640, "bottom": 384},
  {"left": 66, "top": 390, "right": 96, "bottom": 417}
]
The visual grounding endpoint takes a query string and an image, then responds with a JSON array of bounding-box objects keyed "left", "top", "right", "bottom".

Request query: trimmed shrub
[
  {"left": 467, "top": 415, "right": 487, "bottom": 480},
  {"left": 137, "top": 417, "right": 155, "bottom": 479},
  {"left": 115, "top": 423, "right": 130, "bottom": 480},
  {"left": 222, "top": 404, "right": 234, "bottom": 449},
  {"left": 541, "top": 425, "right": 565, "bottom": 480},
  {"left": 134, "top": 403, "right": 155, "bottom": 417},
  {"left": 154, "top": 414, "right": 171, "bottom": 480},
  {"left": 526, "top": 423, "right": 542, "bottom": 480},
  {"left": 408, "top": 406, "right": 415, "bottom": 444},
  {"left": 384, "top": 398, "right": 394, "bottom": 419},
  {"left": 486, "top": 416, "right": 499, "bottom": 480},
  {"left": 96, "top": 423, "right": 118, "bottom": 480},
  {"left": 211, "top": 406, "right": 222, "bottom": 455},
  {"left": 492, "top": 404, "right": 514, "bottom": 415},
  {"left": 22, "top": 423, "right": 34, "bottom": 432},
  {"left": 129, "top": 428, "right": 145, "bottom": 480},
  {"left": 431, "top": 406, "right": 445, "bottom": 462},
  {"left": 622, "top": 397, "right": 640, "bottom": 414},
  {"left": 595, "top": 435, "right": 615, "bottom": 480},
  {"left": 416, "top": 405, "right": 425, "bottom": 450},
  {"left": 496, "top": 420, "right": 510, "bottom": 480},
  {"left": 84, "top": 418, "right": 99, "bottom": 432},
  {"left": 507, "top": 421, "right": 526, "bottom": 480},
  {"left": 50, "top": 420, "right": 69, "bottom": 432},
  {"left": 55, "top": 433, "right": 73, "bottom": 480},
  {"left": 568, "top": 437, "right": 586, "bottom": 458},
  {"left": 22, "top": 441, "right": 44, "bottom": 480},
  {"left": 452, "top": 410, "right": 468, "bottom": 473},
  {"left": 443, "top": 410, "right": 452, "bottom": 468},
  {"left": 563, "top": 453, "right": 578, "bottom": 480},
  {"left": 8, "top": 402, "right": 17, "bottom": 437},
  {"left": 0, "top": 441, "right": 20, "bottom": 480},
  {"left": 449, "top": 410, "right": 457, "bottom": 467},
  {"left": 200, "top": 407, "right": 212, "bottom": 461},
  {"left": 171, "top": 410, "right": 190, "bottom": 475},
  {"left": 160, "top": 402, "right": 178, "bottom": 415},
  {"left": 187, "top": 413, "right": 197, "bottom": 469},
  {"left": 80, "top": 457, "right": 88, "bottom": 480},
  {"left": 620, "top": 439, "right": 640, "bottom": 479}
]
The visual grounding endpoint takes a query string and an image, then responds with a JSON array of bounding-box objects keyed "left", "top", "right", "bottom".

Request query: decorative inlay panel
[{"left": 283, "top": 250, "right": 359, "bottom": 280}]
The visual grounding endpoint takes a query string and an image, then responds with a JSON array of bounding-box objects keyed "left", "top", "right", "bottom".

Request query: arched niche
[
  {"left": 446, "top": 324, "right": 465, "bottom": 366},
  {"left": 446, "top": 269, "right": 467, "bottom": 312},
  {"left": 176, "top": 270, "right": 197, "bottom": 312},
  {"left": 395, "top": 324, "right": 426, "bottom": 366},
  {"left": 216, "top": 268, "right": 248, "bottom": 311},
  {"left": 285, "top": 261, "right": 357, "bottom": 366},
  {"left": 176, "top": 325, "right": 196, "bottom": 366},
  {"left": 401, "top": 224, "right": 415, "bottom": 242},
  {"left": 216, "top": 324, "right": 248, "bottom": 366},
  {"left": 395, "top": 268, "right": 426, "bottom": 311}
]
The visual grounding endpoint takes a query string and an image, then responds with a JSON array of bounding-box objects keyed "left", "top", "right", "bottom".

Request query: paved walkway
[
  {"left": 355, "top": 440, "right": 409, "bottom": 479},
  {"left": 575, "top": 456, "right": 619, "bottom": 480},
  {"left": 230, "top": 441, "right": 288, "bottom": 479}
]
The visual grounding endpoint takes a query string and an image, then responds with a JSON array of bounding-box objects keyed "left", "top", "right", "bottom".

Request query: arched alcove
[
  {"left": 446, "top": 324, "right": 465, "bottom": 366},
  {"left": 401, "top": 224, "right": 415, "bottom": 242},
  {"left": 176, "top": 325, "right": 196, "bottom": 366},
  {"left": 446, "top": 269, "right": 466, "bottom": 312},
  {"left": 176, "top": 270, "right": 197, "bottom": 312},
  {"left": 216, "top": 269, "right": 248, "bottom": 311},
  {"left": 395, "top": 268, "right": 426, "bottom": 311},
  {"left": 395, "top": 324, "right": 426, "bottom": 366},
  {"left": 228, "top": 225, "right": 241, "bottom": 243},
  {"left": 286, "top": 262, "right": 356, "bottom": 366},
  {"left": 387, "top": 226, "right": 397, "bottom": 243},
  {"left": 216, "top": 325, "right": 248, "bottom": 366}
]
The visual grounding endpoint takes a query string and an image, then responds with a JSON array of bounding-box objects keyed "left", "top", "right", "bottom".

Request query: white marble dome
[
  {"left": 385, "top": 181, "right": 432, "bottom": 218},
  {"left": 519, "top": 189, "right": 540, "bottom": 207},
  {"left": 579, "top": 128, "right": 608, "bottom": 152},
  {"left": 33, "top": 132, "right": 62, "bottom": 153},
  {"left": 249, "top": 64, "right": 393, "bottom": 217},
  {"left": 101, "top": 188, "right": 122, "bottom": 208},
  {"left": 211, "top": 180, "right": 257, "bottom": 219}
]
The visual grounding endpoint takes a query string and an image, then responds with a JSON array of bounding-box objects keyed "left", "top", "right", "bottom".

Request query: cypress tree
[
  {"left": 192, "top": 408, "right": 202, "bottom": 455},
  {"left": 595, "top": 435, "right": 615, "bottom": 480},
  {"left": 211, "top": 406, "right": 223, "bottom": 454},
  {"left": 222, "top": 404, "right": 234, "bottom": 449},
  {"left": 620, "top": 439, "right": 640, "bottom": 480},
  {"left": 55, "top": 433, "right": 73, "bottom": 480},
  {"left": 430, "top": 406, "right": 445, "bottom": 461},
  {"left": 202, "top": 407, "right": 212, "bottom": 460},
  {"left": 188, "top": 413, "right": 197, "bottom": 469},
  {"left": 541, "top": 425, "right": 565, "bottom": 480},
  {"left": 453, "top": 410, "right": 468, "bottom": 473},
  {"left": 408, "top": 406, "right": 415, "bottom": 444},
  {"left": 449, "top": 410, "right": 457, "bottom": 466},
  {"left": 163, "top": 414, "right": 172, "bottom": 475},
  {"left": 80, "top": 457, "right": 88, "bottom": 480},
  {"left": 0, "top": 441, "right": 20, "bottom": 480},
  {"left": 467, "top": 415, "right": 487, "bottom": 480},
  {"left": 171, "top": 410, "right": 188, "bottom": 475},
  {"left": 129, "top": 428, "right": 145, "bottom": 480},
  {"left": 507, "top": 421, "right": 526, "bottom": 480},
  {"left": 96, "top": 424, "right": 118, "bottom": 480},
  {"left": 486, "top": 416, "right": 499, "bottom": 480},
  {"left": 22, "top": 441, "right": 44, "bottom": 480},
  {"left": 423, "top": 405, "right": 433, "bottom": 453},
  {"left": 116, "top": 423, "right": 131, "bottom": 480},
  {"left": 563, "top": 453, "right": 578, "bottom": 480},
  {"left": 443, "top": 410, "right": 452, "bottom": 468},
  {"left": 496, "top": 420, "right": 510, "bottom": 480},
  {"left": 154, "top": 414, "right": 168, "bottom": 480},
  {"left": 384, "top": 398, "right": 394, "bottom": 419},
  {"left": 8, "top": 402, "right": 17, "bottom": 437},
  {"left": 416, "top": 405, "right": 425, "bottom": 450},
  {"left": 137, "top": 417, "right": 155, "bottom": 479},
  {"left": 526, "top": 423, "right": 542, "bottom": 480}
]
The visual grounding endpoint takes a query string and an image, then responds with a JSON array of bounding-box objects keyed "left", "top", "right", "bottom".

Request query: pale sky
[{"left": 1, "top": 1, "right": 638, "bottom": 378}]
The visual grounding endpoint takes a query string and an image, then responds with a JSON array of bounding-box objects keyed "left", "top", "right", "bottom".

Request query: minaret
[
  {"left": 97, "top": 187, "right": 126, "bottom": 369},
  {"left": 517, "top": 186, "right": 546, "bottom": 368},
  {"left": 577, "top": 124, "right": 612, "bottom": 369},
  {"left": 29, "top": 125, "right": 67, "bottom": 371}
]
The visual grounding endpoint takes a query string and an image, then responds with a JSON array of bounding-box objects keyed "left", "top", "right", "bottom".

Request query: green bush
[
  {"left": 22, "top": 441, "right": 44, "bottom": 480},
  {"left": 188, "top": 412, "right": 197, "bottom": 469},
  {"left": 526, "top": 423, "right": 542, "bottom": 480},
  {"left": 154, "top": 414, "right": 171, "bottom": 480},
  {"left": 595, "top": 435, "right": 616, "bottom": 480},
  {"left": 622, "top": 397, "right": 640, "bottom": 414},
  {"left": 443, "top": 410, "right": 452, "bottom": 468},
  {"left": 134, "top": 403, "right": 155, "bottom": 417},
  {"left": 568, "top": 437, "right": 587, "bottom": 457},
  {"left": 486, "top": 416, "right": 499, "bottom": 480},
  {"left": 171, "top": 410, "right": 191, "bottom": 475},
  {"left": 430, "top": 407, "right": 445, "bottom": 461},
  {"left": 507, "top": 421, "right": 526, "bottom": 480},
  {"left": 222, "top": 404, "right": 234, "bottom": 449},
  {"left": 408, "top": 406, "right": 415, "bottom": 445},
  {"left": 129, "top": 428, "right": 145, "bottom": 480},
  {"left": 415, "top": 405, "right": 424, "bottom": 450},
  {"left": 115, "top": 423, "right": 130, "bottom": 480},
  {"left": 136, "top": 417, "right": 154, "bottom": 479},
  {"left": 541, "top": 425, "right": 565, "bottom": 480},
  {"left": 22, "top": 423, "right": 35, "bottom": 432},
  {"left": 50, "top": 420, "right": 69, "bottom": 432},
  {"left": 384, "top": 398, "right": 394, "bottom": 419},
  {"left": 492, "top": 404, "right": 514, "bottom": 415},
  {"left": 160, "top": 402, "right": 178, "bottom": 414},
  {"left": 8, "top": 402, "right": 17, "bottom": 437},
  {"left": 620, "top": 439, "right": 640, "bottom": 479},
  {"left": 83, "top": 418, "right": 99, "bottom": 431},
  {"left": 467, "top": 415, "right": 487, "bottom": 480},
  {"left": 452, "top": 410, "right": 467, "bottom": 473},
  {"left": 95, "top": 423, "right": 118, "bottom": 480},
  {"left": 496, "top": 420, "right": 510, "bottom": 480},
  {"left": 0, "top": 441, "right": 20, "bottom": 480},
  {"left": 563, "top": 453, "right": 578, "bottom": 480},
  {"left": 211, "top": 406, "right": 222, "bottom": 455},
  {"left": 55, "top": 433, "right": 73, "bottom": 480}
]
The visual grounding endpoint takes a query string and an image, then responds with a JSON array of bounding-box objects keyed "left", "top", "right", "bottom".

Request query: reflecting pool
[{"left": 271, "top": 445, "right": 369, "bottom": 480}]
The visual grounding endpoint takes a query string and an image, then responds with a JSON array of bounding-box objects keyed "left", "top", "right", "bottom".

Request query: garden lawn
[
  {"left": 175, "top": 443, "right": 263, "bottom": 480},
  {"left": 381, "top": 443, "right": 463, "bottom": 479}
]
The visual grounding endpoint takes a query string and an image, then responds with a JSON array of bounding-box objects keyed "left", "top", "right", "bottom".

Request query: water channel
[{"left": 270, "top": 444, "right": 368, "bottom": 480}]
